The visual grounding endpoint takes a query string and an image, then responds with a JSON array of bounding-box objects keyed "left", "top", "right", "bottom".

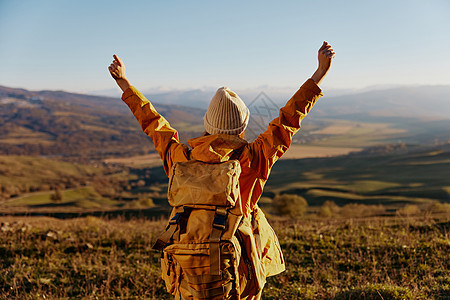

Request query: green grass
[
  {"left": 265, "top": 146, "right": 450, "bottom": 209},
  {"left": 338, "top": 180, "right": 401, "bottom": 193},
  {"left": 4, "top": 187, "right": 118, "bottom": 208},
  {"left": 0, "top": 155, "right": 105, "bottom": 202},
  {"left": 0, "top": 155, "right": 99, "bottom": 186},
  {"left": 265, "top": 216, "right": 450, "bottom": 299},
  {"left": 0, "top": 216, "right": 448, "bottom": 299},
  {"left": 7, "top": 193, "right": 52, "bottom": 207}
]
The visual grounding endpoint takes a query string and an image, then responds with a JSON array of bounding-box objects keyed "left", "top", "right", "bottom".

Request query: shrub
[
  {"left": 340, "top": 203, "right": 386, "bottom": 218},
  {"left": 396, "top": 204, "right": 421, "bottom": 217},
  {"left": 425, "top": 202, "right": 450, "bottom": 214},
  {"left": 50, "top": 189, "right": 63, "bottom": 202},
  {"left": 138, "top": 197, "right": 154, "bottom": 207},
  {"left": 272, "top": 194, "right": 308, "bottom": 218},
  {"left": 319, "top": 200, "right": 340, "bottom": 218},
  {"left": 136, "top": 180, "right": 146, "bottom": 187}
]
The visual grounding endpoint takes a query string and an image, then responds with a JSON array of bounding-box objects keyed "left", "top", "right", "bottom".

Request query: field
[
  {"left": 2, "top": 142, "right": 449, "bottom": 221},
  {"left": 0, "top": 155, "right": 167, "bottom": 215},
  {"left": 262, "top": 143, "right": 450, "bottom": 213},
  {"left": 1, "top": 94, "right": 449, "bottom": 299},
  {"left": 0, "top": 215, "right": 448, "bottom": 299},
  {"left": 103, "top": 145, "right": 362, "bottom": 167}
]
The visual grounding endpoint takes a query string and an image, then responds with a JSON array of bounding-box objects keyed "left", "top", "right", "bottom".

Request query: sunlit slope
[
  {"left": 265, "top": 143, "right": 450, "bottom": 208},
  {"left": 0, "top": 86, "right": 204, "bottom": 159},
  {"left": 0, "top": 156, "right": 125, "bottom": 210}
]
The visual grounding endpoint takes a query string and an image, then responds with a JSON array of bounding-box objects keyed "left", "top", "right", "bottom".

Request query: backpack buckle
[
  {"left": 169, "top": 212, "right": 182, "bottom": 225},
  {"left": 212, "top": 208, "right": 228, "bottom": 230}
]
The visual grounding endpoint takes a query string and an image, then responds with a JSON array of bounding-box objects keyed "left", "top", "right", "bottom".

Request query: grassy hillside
[
  {"left": 0, "top": 216, "right": 448, "bottom": 299},
  {"left": 291, "top": 116, "right": 450, "bottom": 148},
  {"left": 2, "top": 85, "right": 450, "bottom": 161},
  {"left": 0, "top": 86, "right": 204, "bottom": 160},
  {"left": 0, "top": 155, "right": 171, "bottom": 215},
  {"left": 263, "top": 143, "right": 450, "bottom": 212},
  {"left": 2, "top": 142, "right": 449, "bottom": 218},
  {"left": 106, "top": 142, "right": 450, "bottom": 217},
  {"left": 0, "top": 155, "right": 102, "bottom": 200}
]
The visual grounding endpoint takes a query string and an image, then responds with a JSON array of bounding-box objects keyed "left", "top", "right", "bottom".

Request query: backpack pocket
[
  {"left": 164, "top": 242, "right": 240, "bottom": 299},
  {"left": 168, "top": 160, "right": 241, "bottom": 207}
]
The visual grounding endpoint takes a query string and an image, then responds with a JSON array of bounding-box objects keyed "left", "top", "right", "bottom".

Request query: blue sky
[{"left": 0, "top": 0, "right": 449, "bottom": 94}]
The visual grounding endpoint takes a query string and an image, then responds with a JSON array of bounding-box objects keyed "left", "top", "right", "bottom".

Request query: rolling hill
[
  {"left": 128, "top": 84, "right": 450, "bottom": 120},
  {"left": 0, "top": 85, "right": 204, "bottom": 160},
  {"left": 136, "top": 84, "right": 450, "bottom": 144},
  {"left": 1, "top": 84, "right": 449, "bottom": 161},
  {"left": 263, "top": 142, "right": 450, "bottom": 211}
]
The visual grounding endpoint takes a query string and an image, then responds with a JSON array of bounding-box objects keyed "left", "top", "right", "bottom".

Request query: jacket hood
[{"left": 188, "top": 134, "right": 248, "bottom": 163}]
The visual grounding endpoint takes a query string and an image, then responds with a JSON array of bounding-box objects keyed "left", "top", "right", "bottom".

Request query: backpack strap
[
  {"left": 209, "top": 207, "right": 228, "bottom": 275},
  {"left": 152, "top": 207, "right": 190, "bottom": 251},
  {"left": 207, "top": 146, "right": 243, "bottom": 275},
  {"left": 229, "top": 146, "right": 245, "bottom": 161}
]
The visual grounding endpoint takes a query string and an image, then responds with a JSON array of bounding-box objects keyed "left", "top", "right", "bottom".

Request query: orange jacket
[{"left": 122, "top": 78, "right": 323, "bottom": 278}]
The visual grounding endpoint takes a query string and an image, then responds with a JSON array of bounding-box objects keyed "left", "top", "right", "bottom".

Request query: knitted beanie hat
[{"left": 204, "top": 87, "right": 249, "bottom": 135}]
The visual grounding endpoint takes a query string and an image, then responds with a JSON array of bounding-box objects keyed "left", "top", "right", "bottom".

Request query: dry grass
[
  {"left": 103, "top": 145, "right": 362, "bottom": 168},
  {"left": 266, "top": 215, "right": 450, "bottom": 299},
  {"left": 311, "top": 121, "right": 407, "bottom": 137},
  {"left": 0, "top": 216, "right": 168, "bottom": 299},
  {"left": 281, "top": 145, "right": 362, "bottom": 159},
  {"left": 0, "top": 215, "right": 448, "bottom": 299},
  {"left": 103, "top": 153, "right": 162, "bottom": 168}
]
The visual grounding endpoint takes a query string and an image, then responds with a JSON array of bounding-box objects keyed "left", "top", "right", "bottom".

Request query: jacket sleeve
[
  {"left": 121, "top": 86, "right": 189, "bottom": 176},
  {"left": 248, "top": 78, "right": 323, "bottom": 179}
]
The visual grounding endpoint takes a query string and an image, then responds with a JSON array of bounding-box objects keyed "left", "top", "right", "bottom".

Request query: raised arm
[
  {"left": 108, "top": 54, "right": 132, "bottom": 92},
  {"left": 249, "top": 42, "right": 335, "bottom": 180},
  {"left": 107, "top": 55, "right": 189, "bottom": 175},
  {"left": 311, "top": 41, "right": 335, "bottom": 86}
]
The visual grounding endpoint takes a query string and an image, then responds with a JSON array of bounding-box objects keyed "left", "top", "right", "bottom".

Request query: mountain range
[
  {"left": 91, "top": 84, "right": 450, "bottom": 120},
  {"left": 133, "top": 84, "right": 450, "bottom": 120},
  {"left": 0, "top": 85, "right": 204, "bottom": 161},
  {"left": 0, "top": 84, "right": 449, "bottom": 160}
]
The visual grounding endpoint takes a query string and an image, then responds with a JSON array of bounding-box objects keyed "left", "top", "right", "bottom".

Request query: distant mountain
[
  {"left": 312, "top": 85, "right": 450, "bottom": 120},
  {"left": 127, "top": 85, "right": 450, "bottom": 120},
  {"left": 0, "top": 86, "right": 204, "bottom": 160},
  {"left": 137, "top": 85, "right": 450, "bottom": 145},
  {"left": 1, "top": 84, "right": 449, "bottom": 160},
  {"left": 147, "top": 89, "right": 215, "bottom": 109}
]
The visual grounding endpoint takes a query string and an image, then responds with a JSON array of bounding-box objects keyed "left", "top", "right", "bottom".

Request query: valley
[{"left": 0, "top": 84, "right": 449, "bottom": 219}]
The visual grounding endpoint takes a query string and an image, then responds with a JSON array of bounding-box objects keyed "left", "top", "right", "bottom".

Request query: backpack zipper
[{"left": 167, "top": 253, "right": 173, "bottom": 276}]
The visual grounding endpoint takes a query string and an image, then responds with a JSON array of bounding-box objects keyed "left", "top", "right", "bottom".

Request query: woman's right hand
[
  {"left": 311, "top": 41, "right": 335, "bottom": 86},
  {"left": 317, "top": 41, "right": 335, "bottom": 73}
]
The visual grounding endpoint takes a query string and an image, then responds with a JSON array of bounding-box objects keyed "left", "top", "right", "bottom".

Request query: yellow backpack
[{"left": 153, "top": 158, "right": 265, "bottom": 299}]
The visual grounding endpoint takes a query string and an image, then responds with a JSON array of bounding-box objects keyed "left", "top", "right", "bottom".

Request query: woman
[{"left": 108, "top": 41, "right": 335, "bottom": 299}]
